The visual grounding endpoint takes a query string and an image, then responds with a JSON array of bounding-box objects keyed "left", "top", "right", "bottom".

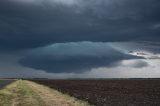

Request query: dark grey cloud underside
[
  {"left": 19, "top": 42, "right": 142, "bottom": 73},
  {"left": 131, "top": 61, "right": 149, "bottom": 68},
  {"left": 0, "top": 0, "right": 160, "bottom": 50}
]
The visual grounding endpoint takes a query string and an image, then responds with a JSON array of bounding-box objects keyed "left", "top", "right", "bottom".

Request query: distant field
[
  {"left": 0, "top": 80, "right": 15, "bottom": 89},
  {"left": 32, "top": 79, "right": 160, "bottom": 106}
]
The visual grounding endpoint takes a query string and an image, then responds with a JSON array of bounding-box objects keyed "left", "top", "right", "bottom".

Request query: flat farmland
[
  {"left": 0, "top": 79, "right": 15, "bottom": 89},
  {"left": 32, "top": 79, "right": 160, "bottom": 106}
]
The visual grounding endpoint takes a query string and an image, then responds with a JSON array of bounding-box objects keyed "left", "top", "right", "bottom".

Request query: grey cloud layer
[
  {"left": 0, "top": 0, "right": 160, "bottom": 76},
  {"left": 0, "top": 0, "right": 160, "bottom": 50},
  {"left": 19, "top": 42, "right": 140, "bottom": 73}
]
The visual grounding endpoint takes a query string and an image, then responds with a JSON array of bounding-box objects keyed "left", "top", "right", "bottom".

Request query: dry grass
[
  {"left": 0, "top": 80, "right": 91, "bottom": 106},
  {"left": 25, "top": 80, "right": 91, "bottom": 106},
  {"left": 0, "top": 80, "right": 45, "bottom": 106}
]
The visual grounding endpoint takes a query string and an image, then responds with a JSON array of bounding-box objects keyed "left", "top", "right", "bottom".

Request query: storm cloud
[
  {"left": 0, "top": 0, "right": 160, "bottom": 50},
  {"left": 19, "top": 42, "right": 140, "bottom": 73},
  {"left": 0, "top": 0, "right": 160, "bottom": 78}
]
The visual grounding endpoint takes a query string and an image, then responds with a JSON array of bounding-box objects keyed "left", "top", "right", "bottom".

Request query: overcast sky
[{"left": 0, "top": 0, "right": 160, "bottom": 78}]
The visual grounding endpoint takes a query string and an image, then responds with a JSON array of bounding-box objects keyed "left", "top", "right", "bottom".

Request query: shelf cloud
[
  {"left": 0, "top": 0, "right": 160, "bottom": 78},
  {"left": 19, "top": 42, "right": 141, "bottom": 73}
]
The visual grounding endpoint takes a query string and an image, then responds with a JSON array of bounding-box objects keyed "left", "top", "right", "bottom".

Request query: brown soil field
[{"left": 32, "top": 79, "right": 160, "bottom": 106}]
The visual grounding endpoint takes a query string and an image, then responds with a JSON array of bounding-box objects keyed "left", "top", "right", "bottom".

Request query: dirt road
[{"left": 0, "top": 80, "right": 90, "bottom": 106}]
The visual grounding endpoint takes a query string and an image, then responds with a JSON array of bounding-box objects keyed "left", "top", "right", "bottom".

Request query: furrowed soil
[
  {"left": 32, "top": 79, "right": 160, "bottom": 106},
  {"left": 0, "top": 80, "right": 90, "bottom": 106}
]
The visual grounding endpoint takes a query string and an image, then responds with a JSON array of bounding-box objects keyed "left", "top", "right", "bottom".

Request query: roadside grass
[
  {"left": 0, "top": 80, "right": 91, "bottom": 106},
  {"left": 0, "top": 81, "right": 17, "bottom": 106},
  {"left": 25, "top": 80, "right": 91, "bottom": 106},
  {"left": 15, "top": 80, "right": 45, "bottom": 106},
  {"left": 0, "top": 80, "right": 45, "bottom": 106}
]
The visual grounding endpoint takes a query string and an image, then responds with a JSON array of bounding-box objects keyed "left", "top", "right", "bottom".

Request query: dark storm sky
[{"left": 0, "top": 0, "right": 160, "bottom": 78}]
